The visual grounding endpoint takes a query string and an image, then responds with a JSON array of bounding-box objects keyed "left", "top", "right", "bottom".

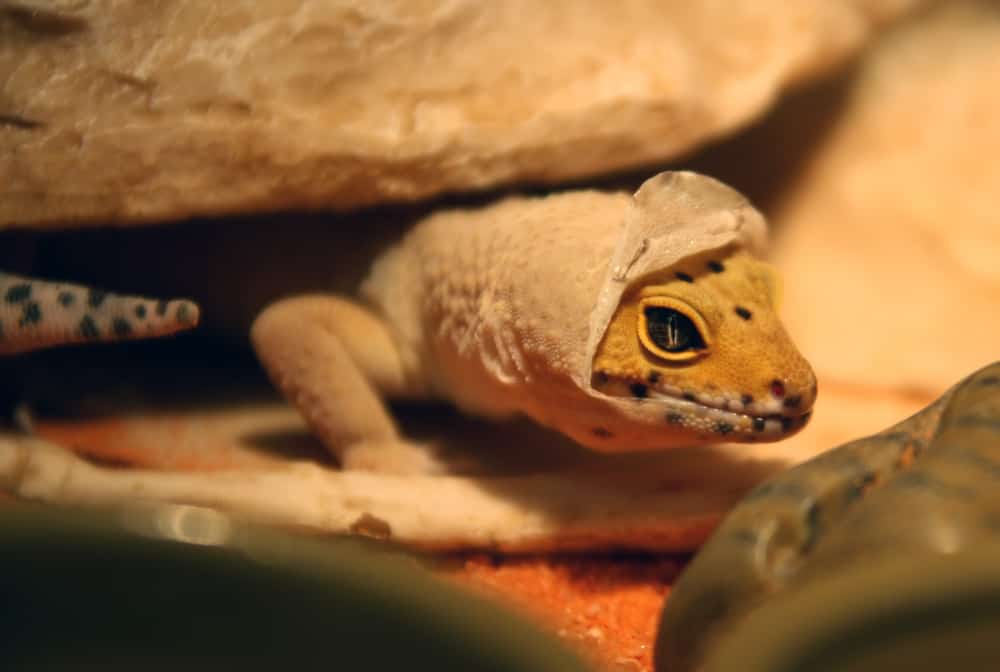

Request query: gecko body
[{"left": 251, "top": 172, "right": 817, "bottom": 473}]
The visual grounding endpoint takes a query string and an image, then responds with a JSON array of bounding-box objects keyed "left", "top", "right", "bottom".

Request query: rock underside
[{"left": 2, "top": 0, "right": 926, "bottom": 227}]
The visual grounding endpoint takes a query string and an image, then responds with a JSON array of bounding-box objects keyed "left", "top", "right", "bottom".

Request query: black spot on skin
[
  {"left": 734, "top": 306, "right": 752, "bottom": 320},
  {"left": 780, "top": 417, "right": 794, "bottom": 433},
  {"left": 88, "top": 288, "right": 108, "bottom": 308},
  {"left": 629, "top": 382, "right": 648, "bottom": 399},
  {"left": 708, "top": 260, "right": 725, "bottom": 273},
  {"left": 682, "top": 392, "right": 696, "bottom": 402},
  {"left": 5, "top": 283, "right": 31, "bottom": 304},
  {"left": 18, "top": 301, "right": 41, "bottom": 327},
  {"left": 716, "top": 422, "right": 734, "bottom": 435},
  {"left": 978, "top": 375, "right": 1000, "bottom": 387},
  {"left": 752, "top": 417, "right": 766, "bottom": 432},
  {"left": 112, "top": 318, "right": 133, "bottom": 337},
  {"left": 593, "top": 371, "right": 609, "bottom": 386},
  {"left": 57, "top": 291, "right": 75, "bottom": 307},
  {"left": 666, "top": 413, "right": 684, "bottom": 425},
  {"left": 156, "top": 300, "right": 169, "bottom": 316},
  {"left": 134, "top": 304, "right": 147, "bottom": 319},
  {"left": 741, "top": 394, "right": 754, "bottom": 406},
  {"left": 783, "top": 395, "right": 802, "bottom": 409},
  {"left": 176, "top": 303, "right": 194, "bottom": 326},
  {"left": 675, "top": 271, "right": 694, "bottom": 283},
  {"left": 647, "top": 371, "right": 660, "bottom": 384},
  {"left": 592, "top": 427, "right": 613, "bottom": 439},
  {"left": 79, "top": 315, "right": 99, "bottom": 340}
]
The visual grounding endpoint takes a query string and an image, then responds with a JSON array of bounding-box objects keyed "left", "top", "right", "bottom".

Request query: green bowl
[
  {"left": 702, "top": 547, "right": 1000, "bottom": 672},
  {"left": 0, "top": 502, "right": 589, "bottom": 672}
]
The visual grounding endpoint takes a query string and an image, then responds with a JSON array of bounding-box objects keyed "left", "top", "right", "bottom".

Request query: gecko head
[{"left": 588, "top": 243, "right": 816, "bottom": 446}]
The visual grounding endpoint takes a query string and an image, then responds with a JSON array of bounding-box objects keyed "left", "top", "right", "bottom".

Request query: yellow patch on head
[{"left": 591, "top": 245, "right": 815, "bottom": 440}]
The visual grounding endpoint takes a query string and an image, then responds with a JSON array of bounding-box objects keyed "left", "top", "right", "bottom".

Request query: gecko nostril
[{"left": 770, "top": 380, "right": 785, "bottom": 398}]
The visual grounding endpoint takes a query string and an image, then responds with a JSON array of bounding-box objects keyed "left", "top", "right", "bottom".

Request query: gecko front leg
[{"left": 250, "top": 295, "right": 443, "bottom": 475}]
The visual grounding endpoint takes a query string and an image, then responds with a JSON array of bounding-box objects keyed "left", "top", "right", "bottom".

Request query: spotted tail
[{"left": 0, "top": 272, "right": 200, "bottom": 355}]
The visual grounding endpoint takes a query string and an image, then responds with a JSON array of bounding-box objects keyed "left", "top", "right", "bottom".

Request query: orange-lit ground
[{"left": 447, "top": 554, "right": 684, "bottom": 672}]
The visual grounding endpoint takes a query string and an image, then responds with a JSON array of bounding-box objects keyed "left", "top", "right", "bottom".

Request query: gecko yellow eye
[{"left": 637, "top": 299, "right": 709, "bottom": 362}]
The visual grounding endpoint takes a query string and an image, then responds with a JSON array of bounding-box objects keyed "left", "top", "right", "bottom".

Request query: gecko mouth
[
  {"left": 592, "top": 374, "right": 812, "bottom": 442},
  {"left": 650, "top": 390, "right": 811, "bottom": 441}
]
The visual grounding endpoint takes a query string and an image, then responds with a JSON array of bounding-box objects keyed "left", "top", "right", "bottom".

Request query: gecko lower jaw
[
  {"left": 591, "top": 375, "right": 811, "bottom": 441},
  {"left": 648, "top": 388, "right": 812, "bottom": 441}
]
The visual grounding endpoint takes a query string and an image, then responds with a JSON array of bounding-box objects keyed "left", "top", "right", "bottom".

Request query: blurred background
[{"left": 2, "top": 1, "right": 998, "bottom": 670}]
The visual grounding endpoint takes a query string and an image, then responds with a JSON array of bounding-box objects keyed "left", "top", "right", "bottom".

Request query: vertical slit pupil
[{"left": 644, "top": 307, "right": 705, "bottom": 352}]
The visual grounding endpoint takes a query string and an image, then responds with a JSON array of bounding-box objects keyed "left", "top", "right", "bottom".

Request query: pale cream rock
[
  {"left": 1, "top": 0, "right": 927, "bottom": 228},
  {"left": 0, "top": 426, "right": 783, "bottom": 552}
]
